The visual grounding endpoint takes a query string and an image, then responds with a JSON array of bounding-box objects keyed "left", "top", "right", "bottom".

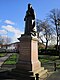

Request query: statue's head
[{"left": 28, "top": 3, "right": 32, "bottom": 10}]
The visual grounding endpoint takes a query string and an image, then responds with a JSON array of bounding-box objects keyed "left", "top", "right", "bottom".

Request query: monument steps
[
  {"left": 33, "top": 67, "right": 48, "bottom": 78},
  {"left": 29, "top": 69, "right": 48, "bottom": 79},
  {"left": 11, "top": 68, "right": 47, "bottom": 79},
  {"left": 39, "top": 69, "right": 47, "bottom": 77},
  {"left": 8, "top": 71, "right": 35, "bottom": 80},
  {"left": 34, "top": 67, "right": 44, "bottom": 75},
  {"left": 11, "top": 69, "right": 34, "bottom": 76}
]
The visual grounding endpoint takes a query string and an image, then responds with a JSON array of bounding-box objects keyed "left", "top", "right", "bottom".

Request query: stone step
[
  {"left": 11, "top": 69, "right": 34, "bottom": 77},
  {"left": 32, "top": 69, "right": 48, "bottom": 80},
  {"left": 39, "top": 69, "right": 48, "bottom": 78},
  {"left": 33, "top": 67, "right": 48, "bottom": 79},
  {"left": 11, "top": 67, "right": 47, "bottom": 79},
  {"left": 34, "top": 67, "right": 44, "bottom": 75}
]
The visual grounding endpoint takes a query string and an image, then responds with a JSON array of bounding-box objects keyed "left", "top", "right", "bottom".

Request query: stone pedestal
[
  {"left": 17, "top": 35, "right": 41, "bottom": 71},
  {"left": 15, "top": 35, "right": 47, "bottom": 79}
]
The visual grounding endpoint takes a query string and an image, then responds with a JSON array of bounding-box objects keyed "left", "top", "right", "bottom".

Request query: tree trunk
[
  {"left": 45, "top": 36, "right": 48, "bottom": 54},
  {"left": 45, "top": 39, "right": 48, "bottom": 50},
  {"left": 56, "top": 24, "right": 58, "bottom": 51}
]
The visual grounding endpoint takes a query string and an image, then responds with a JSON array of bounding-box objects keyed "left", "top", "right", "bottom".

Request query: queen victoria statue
[{"left": 24, "top": 3, "right": 36, "bottom": 36}]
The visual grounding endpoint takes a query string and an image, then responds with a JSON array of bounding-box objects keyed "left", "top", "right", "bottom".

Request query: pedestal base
[
  {"left": 16, "top": 35, "right": 47, "bottom": 80},
  {"left": 11, "top": 67, "right": 47, "bottom": 80}
]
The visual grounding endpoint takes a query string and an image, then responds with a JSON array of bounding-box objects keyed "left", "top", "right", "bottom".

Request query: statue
[{"left": 24, "top": 3, "right": 36, "bottom": 36}]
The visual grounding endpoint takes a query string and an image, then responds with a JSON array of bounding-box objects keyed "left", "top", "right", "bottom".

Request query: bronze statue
[{"left": 24, "top": 3, "right": 36, "bottom": 36}]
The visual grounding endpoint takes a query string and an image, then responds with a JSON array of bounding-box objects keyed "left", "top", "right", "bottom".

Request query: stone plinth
[
  {"left": 16, "top": 35, "right": 41, "bottom": 71},
  {"left": 15, "top": 35, "right": 47, "bottom": 79}
]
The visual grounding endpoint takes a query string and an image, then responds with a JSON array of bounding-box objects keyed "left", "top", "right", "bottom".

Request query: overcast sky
[{"left": 0, "top": 0, "right": 60, "bottom": 43}]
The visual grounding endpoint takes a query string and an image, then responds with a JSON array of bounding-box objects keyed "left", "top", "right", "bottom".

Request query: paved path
[
  {"left": 42, "top": 62, "right": 60, "bottom": 80},
  {"left": 0, "top": 53, "right": 12, "bottom": 67},
  {"left": 46, "top": 70, "right": 60, "bottom": 80}
]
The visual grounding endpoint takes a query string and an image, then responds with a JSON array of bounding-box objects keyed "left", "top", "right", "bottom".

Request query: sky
[{"left": 0, "top": 0, "right": 60, "bottom": 43}]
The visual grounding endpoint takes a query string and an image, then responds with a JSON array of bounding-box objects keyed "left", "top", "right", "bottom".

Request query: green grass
[
  {"left": 57, "top": 64, "right": 60, "bottom": 68},
  {"left": 4, "top": 53, "right": 18, "bottom": 65},
  {"left": 0, "top": 53, "right": 6, "bottom": 57},
  {"left": 39, "top": 58, "right": 50, "bottom": 63},
  {"left": 4, "top": 54, "right": 59, "bottom": 65},
  {"left": 38, "top": 55, "right": 59, "bottom": 63}
]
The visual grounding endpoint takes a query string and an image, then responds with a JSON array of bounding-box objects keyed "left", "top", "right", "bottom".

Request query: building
[{"left": 0, "top": 42, "right": 20, "bottom": 52}]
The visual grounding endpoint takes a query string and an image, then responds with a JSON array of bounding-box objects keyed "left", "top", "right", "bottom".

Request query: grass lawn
[
  {"left": 38, "top": 55, "right": 60, "bottom": 70},
  {"left": 0, "top": 53, "right": 6, "bottom": 57},
  {"left": 4, "top": 53, "right": 18, "bottom": 65},
  {"left": 38, "top": 55, "right": 59, "bottom": 63},
  {"left": 4, "top": 54, "right": 60, "bottom": 69}
]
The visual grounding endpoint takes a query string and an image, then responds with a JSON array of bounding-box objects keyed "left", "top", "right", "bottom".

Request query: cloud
[
  {"left": 2, "top": 25, "right": 16, "bottom": 32},
  {"left": 0, "top": 30, "right": 7, "bottom": 34},
  {"left": 4, "top": 20, "right": 15, "bottom": 25},
  {"left": 12, "top": 31, "right": 23, "bottom": 42},
  {"left": 2, "top": 25, "right": 22, "bottom": 36},
  {"left": 2, "top": 25, "right": 23, "bottom": 42}
]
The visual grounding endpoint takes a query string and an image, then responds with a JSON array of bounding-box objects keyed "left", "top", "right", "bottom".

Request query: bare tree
[
  {"left": 0, "top": 36, "right": 11, "bottom": 49},
  {"left": 48, "top": 8, "right": 60, "bottom": 50},
  {"left": 36, "top": 19, "right": 54, "bottom": 50},
  {"left": 0, "top": 36, "right": 4, "bottom": 45},
  {"left": 5, "top": 37, "right": 11, "bottom": 44},
  {"left": 4, "top": 37, "right": 11, "bottom": 49}
]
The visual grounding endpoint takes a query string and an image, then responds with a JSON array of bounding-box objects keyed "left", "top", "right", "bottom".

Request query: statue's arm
[
  {"left": 31, "top": 8, "right": 35, "bottom": 19},
  {"left": 24, "top": 11, "right": 29, "bottom": 21},
  {"left": 24, "top": 16, "right": 26, "bottom": 21}
]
